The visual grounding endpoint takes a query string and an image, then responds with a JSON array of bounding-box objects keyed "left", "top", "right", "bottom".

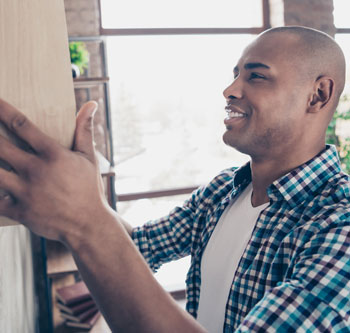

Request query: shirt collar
[
  {"left": 232, "top": 145, "right": 342, "bottom": 208},
  {"left": 268, "top": 145, "right": 341, "bottom": 207}
]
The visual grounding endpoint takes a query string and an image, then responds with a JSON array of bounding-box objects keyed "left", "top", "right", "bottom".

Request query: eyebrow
[
  {"left": 234, "top": 62, "right": 270, "bottom": 73},
  {"left": 244, "top": 62, "right": 270, "bottom": 70}
]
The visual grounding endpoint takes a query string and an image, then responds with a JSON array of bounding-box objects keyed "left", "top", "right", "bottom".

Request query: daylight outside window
[
  {"left": 100, "top": 0, "right": 263, "bottom": 29},
  {"left": 332, "top": 0, "right": 350, "bottom": 174},
  {"left": 334, "top": 0, "right": 350, "bottom": 94}
]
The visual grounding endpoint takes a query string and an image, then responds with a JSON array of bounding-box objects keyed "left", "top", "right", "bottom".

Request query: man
[{"left": 0, "top": 26, "right": 349, "bottom": 332}]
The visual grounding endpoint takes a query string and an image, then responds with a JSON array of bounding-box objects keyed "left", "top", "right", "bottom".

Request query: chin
[
  {"left": 223, "top": 132, "right": 241, "bottom": 150},
  {"left": 222, "top": 132, "right": 252, "bottom": 156}
]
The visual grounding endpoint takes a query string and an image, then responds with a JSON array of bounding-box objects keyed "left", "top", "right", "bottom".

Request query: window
[
  {"left": 333, "top": 1, "right": 350, "bottom": 174},
  {"left": 100, "top": 0, "right": 270, "bottom": 292},
  {"left": 334, "top": 0, "right": 350, "bottom": 95},
  {"left": 100, "top": 0, "right": 263, "bottom": 29},
  {"left": 333, "top": 0, "right": 350, "bottom": 29}
]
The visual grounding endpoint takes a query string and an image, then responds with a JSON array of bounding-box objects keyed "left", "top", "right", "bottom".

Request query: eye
[{"left": 249, "top": 72, "right": 266, "bottom": 80}]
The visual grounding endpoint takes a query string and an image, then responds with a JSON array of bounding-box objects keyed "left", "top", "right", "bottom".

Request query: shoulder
[
  {"left": 197, "top": 167, "right": 237, "bottom": 200},
  {"left": 314, "top": 171, "right": 350, "bottom": 222},
  {"left": 291, "top": 172, "right": 350, "bottom": 244},
  {"left": 183, "top": 167, "right": 239, "bottom": 214}
]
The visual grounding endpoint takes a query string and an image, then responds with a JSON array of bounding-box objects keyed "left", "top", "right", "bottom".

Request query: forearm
[
  {"left": 115, "top": 211, "right": 133, "bottom": 237},
  {"left": 65, "top": 208, "right": 206, "bottom": 333}
]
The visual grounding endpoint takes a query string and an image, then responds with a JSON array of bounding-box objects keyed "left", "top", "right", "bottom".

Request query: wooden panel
[
  {"left": 46, "top": 240, "right": 77, "bottom": 277},
  {"left": 0, "top": 226, "right": 36, "bottom": 332},
  {"left": 0, "top": 0, "right": 76, "bottom": 226}
]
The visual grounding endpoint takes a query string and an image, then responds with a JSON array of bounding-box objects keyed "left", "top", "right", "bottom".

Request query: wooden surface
[
  {"left": 54, "top": 314, "right": 111, "bottom": 333},
  {"left": 0, "top": 0, "right": 76, "bottom": 227},
  {"left": 0, "top": 226, "right": 36, "bottom": 332},
  {"left": 74, "top": 77, "right": 109, "bottom": 89},
  {"left": 46, "top": 240, "right": 78, "bottom": 277}
]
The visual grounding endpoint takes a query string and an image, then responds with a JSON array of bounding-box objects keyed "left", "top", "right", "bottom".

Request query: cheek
[
  {"left": 249, "top": 99, "right": 298, "bottom": 140},
  {"left": 247, "top": 82, "right": 308, "bottom": 126}
]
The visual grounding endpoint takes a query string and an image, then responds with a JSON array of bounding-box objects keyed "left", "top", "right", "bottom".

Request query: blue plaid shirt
[{"left": 132, "top": 145, "right": 350, "bottom": 332}]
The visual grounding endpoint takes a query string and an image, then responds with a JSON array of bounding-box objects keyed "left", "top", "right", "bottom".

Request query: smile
[
  {"left": 224, "top": 106, "right": 248, "bottom": 119},
  {"left": 226, "top": 111, "right": 246, "bottom": 119},
  {"left": 224, "top": 105, "right": 248, "bottom": 128}
]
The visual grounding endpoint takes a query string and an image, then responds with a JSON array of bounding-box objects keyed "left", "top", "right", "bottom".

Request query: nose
[{"left": 223, "top": 77, "right": 243, "bottom": 100}]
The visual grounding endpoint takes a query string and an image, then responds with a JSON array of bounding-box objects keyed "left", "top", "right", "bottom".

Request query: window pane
[
  {"left": 118, "top": 194, "right": 191, "bottom": 291},
  {"left": 336, "top": 35, "right": 350, "bottom": 96},
  {"left": 334, "top": 0, "right": 350, "bottom": 28},
  {"left": 101, "top": 0, "right": 263, "bottom": 29},
  {"left": 107, "top": 35, "right": 251, "bottom": 195}
]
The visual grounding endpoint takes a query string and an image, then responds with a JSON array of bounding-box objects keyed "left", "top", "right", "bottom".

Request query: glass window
[
  {"left": 335, "top": 35, "right": 350, "bottom": 95},
  {"left": 118, "top": 194, "right": 191, "bottom": 291},
  {"left": 333, "top": 0, "right": 350, "bottom": 28},
  {"left": 100, "top": 0, "right": 263, "bottom": 29},
  {"left": 333, "top": 0, "right": 350, "bottom": 175},
  {"left": 107, "top": 35, "right": 251, "bottom": 195}
]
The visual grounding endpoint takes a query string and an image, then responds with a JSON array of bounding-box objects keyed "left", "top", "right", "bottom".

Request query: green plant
[
  {"left": 326, "top": 95, "right": 350, "bottom": 173},
  {"left": 69, "top": 42, "right": 89, "bottom": 75}
]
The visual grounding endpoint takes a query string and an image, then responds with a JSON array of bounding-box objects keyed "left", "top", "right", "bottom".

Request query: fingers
[
  {"left": 73, "top": 101, "right": 98, "bottom": 162},
  {"left": 0, "top": 168, "right": 22, "bottom": 198},
  {"left": 0, "top": 135, "right": 34, "bottom": 173},
  {"left": 0, "top": 170, "right": 21, "bottom": 219},
  {"left": 0, "top": 99, "right": 58, "bottom": 155}
]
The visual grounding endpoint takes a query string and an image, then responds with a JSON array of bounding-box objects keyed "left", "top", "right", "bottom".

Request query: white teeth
[{"left": 227, "top": 111, "right": 246, "bottom": 118}]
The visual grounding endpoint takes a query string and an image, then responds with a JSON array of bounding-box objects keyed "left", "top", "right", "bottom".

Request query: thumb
[{"left": 73, "top": 101, "right": 98, "bottom": 160}]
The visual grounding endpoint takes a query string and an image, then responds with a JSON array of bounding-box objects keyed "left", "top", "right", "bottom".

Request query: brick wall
[
  {"left": 283, "top": 0, "right": 335, "bottom": 36},
  {"left": 64, "top": 0, "right": 100, "bottom": 36}
]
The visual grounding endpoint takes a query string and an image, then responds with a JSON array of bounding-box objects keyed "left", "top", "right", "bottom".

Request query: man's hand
[
  {"left": 0, "top": 99, "right": 110, "bottom": 244},
  {"left": 0, "top": 99, "right": 207, "bottom": 332}
]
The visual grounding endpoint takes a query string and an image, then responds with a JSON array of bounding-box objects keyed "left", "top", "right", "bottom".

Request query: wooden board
[
  {"left": 0, "top": 0, "right": 76, "bottom": 226},
  {"left": 0, "top": 226, "right": 37, "bottom": 332}
]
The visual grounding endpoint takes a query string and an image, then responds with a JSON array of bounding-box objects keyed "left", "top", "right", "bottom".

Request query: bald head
[{"left": 260, "top": 26, "right": 346, "bottom": 109}]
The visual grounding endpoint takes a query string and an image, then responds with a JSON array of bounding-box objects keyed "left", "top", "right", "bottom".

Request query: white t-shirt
[{"left": 197, "top": 183, "right": 268, "bottom": 333}]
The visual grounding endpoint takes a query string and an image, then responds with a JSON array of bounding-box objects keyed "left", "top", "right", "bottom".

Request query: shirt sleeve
[
  {"left": 235, "top": 224, "right": 350, "bottom": 332},
  {"left": 131, "top": 186, "right": 204, "bottom": 272}
]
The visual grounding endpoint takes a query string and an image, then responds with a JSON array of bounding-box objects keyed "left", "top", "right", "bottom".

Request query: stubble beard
[{"left": 223, "top": 126, "right": 291, "bottom": 159}]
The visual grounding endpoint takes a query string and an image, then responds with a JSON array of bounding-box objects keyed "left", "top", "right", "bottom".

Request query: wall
[
  {"left": 283, "top": 0, "right": 335, "bottom": 36},
  {"left": 64, "top": 0, "right": 100, "bottom": 37}
]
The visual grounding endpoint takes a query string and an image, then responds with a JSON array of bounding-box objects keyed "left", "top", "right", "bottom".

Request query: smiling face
[{"left": 222, "top": 32, "right": 315, "bottom": 160}]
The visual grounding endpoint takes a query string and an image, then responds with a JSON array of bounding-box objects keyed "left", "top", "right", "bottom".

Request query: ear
[{"left": 307, "top": 76, "right": 334, "bottom": 114}]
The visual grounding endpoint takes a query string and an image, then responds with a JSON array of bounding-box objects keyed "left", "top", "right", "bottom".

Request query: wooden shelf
[
  {"left": 54, "top": 316, "right": 111, "bottom": 333},
  {"left": 73, "top": 77, "right": 109, "bottom": 89},
  {"left": 46, "top": 241, "right": 77, "bottom": 277}
]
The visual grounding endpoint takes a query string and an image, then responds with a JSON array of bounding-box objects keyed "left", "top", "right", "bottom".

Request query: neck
[{"left": 249, "top": 144, "right": 326, "bottom": 207}]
